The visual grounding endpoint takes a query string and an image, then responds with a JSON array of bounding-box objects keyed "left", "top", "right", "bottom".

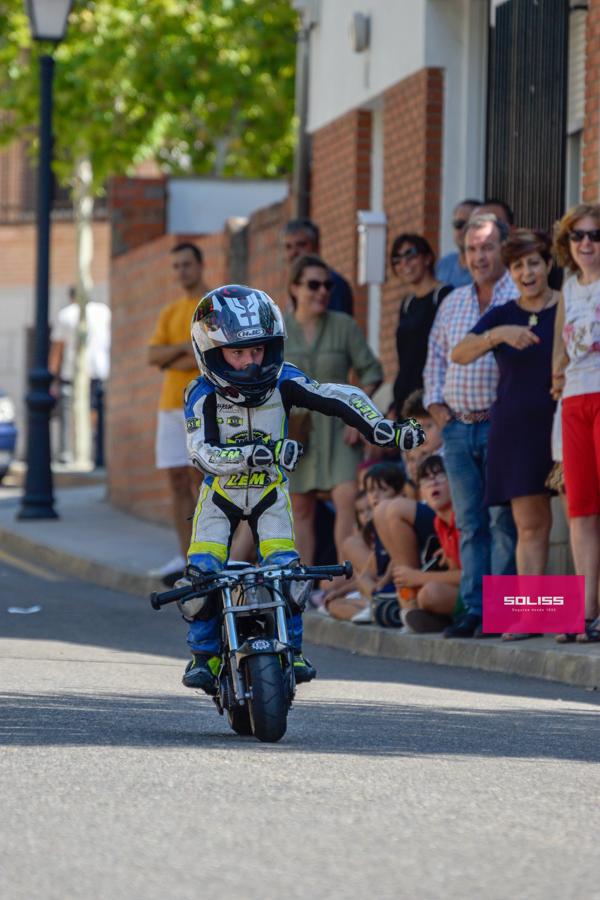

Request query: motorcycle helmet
[{"left": 191, "top": 285, "right": 286, "bottom": 407}]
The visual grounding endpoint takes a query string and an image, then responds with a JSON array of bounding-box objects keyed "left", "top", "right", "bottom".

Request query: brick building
[
  {"left": 0, "top": 142, "right": 110, "bottom": 443},
  {"left": 105, "top": 0, "right": 595, "bottom": 540}
]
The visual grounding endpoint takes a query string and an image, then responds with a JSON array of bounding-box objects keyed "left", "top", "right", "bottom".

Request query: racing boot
[
  {"left": 182, "top": 653, "right": 220, "bottom": 693},
  {"left": 293, "top": 650, "right": 316, "bottom": 684}
]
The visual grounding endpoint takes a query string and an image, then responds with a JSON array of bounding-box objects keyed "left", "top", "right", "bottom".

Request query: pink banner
[{"left": 483, "top": 575, "right": 585, "bottom": 634}]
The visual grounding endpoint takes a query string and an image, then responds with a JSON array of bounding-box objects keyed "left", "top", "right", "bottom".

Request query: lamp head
[{"left": 25, "top": 0, "right": 73, "bottom": 42}]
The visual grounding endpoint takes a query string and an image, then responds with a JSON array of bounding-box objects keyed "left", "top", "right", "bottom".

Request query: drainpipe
[{"left": 292, "top": 1, "right": 319, "bottom": 218}]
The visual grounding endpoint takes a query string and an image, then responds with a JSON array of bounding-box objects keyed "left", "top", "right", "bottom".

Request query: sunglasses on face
[
  {"left": 302, "top": 278, "right": 333, "bottom": 292},
  {"left": 569, "top": 229, "right": 600, "bottom": 243},
  {"left": 452, "top": 218, "right": 467, "bottom": 230},
  {"left": 391, "top": 247, "right": 419, "bottom": 265}
]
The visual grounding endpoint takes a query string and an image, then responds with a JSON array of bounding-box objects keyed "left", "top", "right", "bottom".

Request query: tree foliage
[{"left": 0, "top": 0, "right": 298, "bottom": 191}]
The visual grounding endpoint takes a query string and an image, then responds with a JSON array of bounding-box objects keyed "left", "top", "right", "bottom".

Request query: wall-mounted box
[{"left": 357, "top": 210, "right": 387, "bottom": 285}]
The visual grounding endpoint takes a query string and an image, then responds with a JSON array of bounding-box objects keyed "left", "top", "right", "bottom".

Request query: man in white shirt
[{"left": 49, "top": 286, "right": 111, "bottom": 466}]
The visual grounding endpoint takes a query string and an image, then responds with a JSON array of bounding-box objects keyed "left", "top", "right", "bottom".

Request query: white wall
[
  {"left": 302, "top": 0, "right": 489, "bottom": 255},
  {"left": 366, "top": 102, "right": 384, "bottom": 356},
  {"left": 305, "top": 0, "right": 428, "bottom": 134},
  {"left": 425, "top": 0, "right": 489, "bottom": 254},
  {"left": 167, "top": 178, "right": 289, "bottom": 234}
]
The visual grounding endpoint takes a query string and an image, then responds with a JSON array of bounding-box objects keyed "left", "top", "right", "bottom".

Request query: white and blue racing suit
[{"left": 183, "top": 362, "right": 413, "bottom": 654}]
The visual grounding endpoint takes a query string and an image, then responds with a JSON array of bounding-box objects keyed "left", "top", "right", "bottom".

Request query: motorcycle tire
[
  {"left": 227, "top": 704, "right": 253, "bottom": 736},
  {"left": 246, "top": 653, "right": 288, "bottom": 743}
]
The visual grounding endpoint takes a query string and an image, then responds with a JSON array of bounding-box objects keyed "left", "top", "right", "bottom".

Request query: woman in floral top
[{"left": 552, "top": 203, "right": 600, "bottom": 642}]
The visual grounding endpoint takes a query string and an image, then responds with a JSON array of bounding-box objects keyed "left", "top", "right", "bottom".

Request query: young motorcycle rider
[{"left": 179, "top": 284, "right": 426, "bottom": 692}]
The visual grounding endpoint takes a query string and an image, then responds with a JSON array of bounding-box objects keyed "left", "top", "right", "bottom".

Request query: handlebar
[
  {"left": 149, "top": 560, "right": 353, "bottom": 611},
  {"left": 150, "top": 582, "right": 197, "bottom": 610},
  {"left": 294, "top": 562, "right": 352, "bottom": 580}
]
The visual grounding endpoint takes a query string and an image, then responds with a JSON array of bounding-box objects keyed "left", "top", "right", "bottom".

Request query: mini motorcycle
[{"left": 150, "top": 560, "right": 352, "bottom": 743}]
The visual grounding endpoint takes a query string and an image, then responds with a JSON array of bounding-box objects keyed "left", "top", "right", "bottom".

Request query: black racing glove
[
  {"left": 249, "top": 443, "right": 275, "bottom": 468},
  {"left": 274, "top": 438, "right": 303, "bottom": 472},
  {"left": 372, "top": 418, "right": 426, "bottom": 451},
  {"left": 249, "top": 439, "right": 303, "bottom": 472}
]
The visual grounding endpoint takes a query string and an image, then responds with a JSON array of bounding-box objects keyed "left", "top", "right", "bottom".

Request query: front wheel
[
  {"left": 246, "top": 653, "right": 288, "bottom": 743},
  {"left": 227, "top": 704, "right": 253, "bottom": 736}
]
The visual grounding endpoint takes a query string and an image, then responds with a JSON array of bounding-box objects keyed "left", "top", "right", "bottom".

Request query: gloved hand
[
  {"left": 249, "top": 439, "right": 303, "bottom": 472},
  {"left": 273, "top": 438, "right": 303, "bottom": 472},
  {"left": 175, "top": 565, "right": 208, "bottom": 621},
  {"left": 372, "top": 417, "right": 426, "bottom": 451}
]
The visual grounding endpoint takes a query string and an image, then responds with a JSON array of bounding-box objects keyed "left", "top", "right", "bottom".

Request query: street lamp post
[{"left": 19, "top": 0, "right": 73, "bottom": 520}]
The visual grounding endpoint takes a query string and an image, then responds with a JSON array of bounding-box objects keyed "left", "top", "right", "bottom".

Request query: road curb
[
  {"left": 3, "top": 519, "right": 599, "bottom": 691},
  {"left": 304, "top": 612, "right": 600, "bottom": 690},
  {"left": 0, "top": 526, "right": 160, "bottom": 598}
]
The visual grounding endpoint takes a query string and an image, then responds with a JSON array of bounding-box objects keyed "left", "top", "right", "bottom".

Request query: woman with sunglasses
[
  {"left": 390, "top": 233, "right": 452, "bottom": 418},
  {"left": 285, "top": 254, "right": 383, "bottom": 565},
  {"left": 552, "top": 204, "right": 600, "bottom": 643},
  {"left": 451, "top": 230, "right": 558, "bottom": 640}
]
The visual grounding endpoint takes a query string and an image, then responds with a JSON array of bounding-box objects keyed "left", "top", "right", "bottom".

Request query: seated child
[
  {"left": 394, "top": 455, "right": 464, "bottom": 633},
  {"left": 347, "top": 461, "right": 410, "bottom": 625},
  {"left": 369, "top": 461, "right": 441, "bottom": 624},
  {"left": 322, "top": 490, "right": 376, "bottom": 621}
]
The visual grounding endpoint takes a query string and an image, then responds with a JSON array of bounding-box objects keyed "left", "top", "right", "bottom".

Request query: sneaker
[
  {"left": 293, "top": 651, "right": 316, "bottom": 684},
  {"left": 149, "top": 554, "right": 186, "bottom": 579},
  {"left": 308, "top": 589, "right": 326, "bottom": 609},
  {"left": 351, "top": 603, "right": 374, "bottom": 624},
  {"left": 403, "top": 607, "right": 452, "bottom": 634},
  {"left": 182, "top": 653, "right": 220, "bottom": 693},
  {"left": 443, "top": 612, "right": 482, "bottom": 639}
]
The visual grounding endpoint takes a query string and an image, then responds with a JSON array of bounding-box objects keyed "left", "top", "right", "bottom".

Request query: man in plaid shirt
[{"left": 423, "top": 213, "right": 518, "bottom": 637}]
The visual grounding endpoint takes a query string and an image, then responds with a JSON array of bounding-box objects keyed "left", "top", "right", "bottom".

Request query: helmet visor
[{"left": 193, "top": 291, "right": 284, "bottom": 352}]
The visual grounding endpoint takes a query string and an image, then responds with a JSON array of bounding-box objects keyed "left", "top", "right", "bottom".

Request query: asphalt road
[{"left": 1, "top": 549, "right": 599, "bottom": 900}]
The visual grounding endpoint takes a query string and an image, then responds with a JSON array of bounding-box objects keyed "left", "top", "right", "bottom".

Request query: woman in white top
[{"left": 552, "top": 204, "right": 600, "bottom": 642}]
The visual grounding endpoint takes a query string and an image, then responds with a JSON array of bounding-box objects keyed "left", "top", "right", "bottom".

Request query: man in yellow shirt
[{"left": 148, "top": 242, "right": 207, "bottom": 583}]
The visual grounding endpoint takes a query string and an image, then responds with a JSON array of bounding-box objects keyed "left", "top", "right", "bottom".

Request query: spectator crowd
[{"left": 149, "top": 201, "right": 600, "bottom": 647}]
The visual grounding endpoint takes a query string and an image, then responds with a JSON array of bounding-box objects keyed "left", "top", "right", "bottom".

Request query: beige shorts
[{"left": 155, "top": 409, "right": 191, "bottom": 469}]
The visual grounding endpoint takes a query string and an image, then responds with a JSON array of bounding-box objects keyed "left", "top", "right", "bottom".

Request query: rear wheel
[
  {"left": 227, "top": 704, "right": 253, "bottom": 736},
  {"left": 246, "top": 653, "right": 288, "bottom": 743}
]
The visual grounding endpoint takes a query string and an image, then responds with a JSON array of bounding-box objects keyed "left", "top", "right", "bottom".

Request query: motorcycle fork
[
  {"left": 221, "top": 586, "right": 248, "bottom": 704},
  {"left": 273, "top": 577, "right": 296, "bottom": 694}
]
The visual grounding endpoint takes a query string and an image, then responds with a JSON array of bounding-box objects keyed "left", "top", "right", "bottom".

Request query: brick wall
[
  {"left": 0, "top": 220, "right": 110, "bottom": 291},
  {"left": 583, "top": 3, "right": 600, "bottom": 202},
  {"left": 107, "top": 69, "right": 444, "bottom": 524},
  {"left": 378, "top": 68, "right": 444, "bottom": 381},
  {"left": 0, "top": 140, "right": 29, "bottom": 219},
  {"left": 311, "top": 109, "right": 372, "bottom": 331},
  {"left": 246, "top": 196, "right": 291, "bottom": 309},
  {"left": 108, "top": 175, "right": 167, "bottom": 257},
  {"left": 107, "top": 231, "right": 228, "bottom": 523}
]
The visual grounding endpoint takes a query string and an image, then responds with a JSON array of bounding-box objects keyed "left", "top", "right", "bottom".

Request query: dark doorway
[{"left": 486, "top": 0, "right": 569, "bottom": 229}]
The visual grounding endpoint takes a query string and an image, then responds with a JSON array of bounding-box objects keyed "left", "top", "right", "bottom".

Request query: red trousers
[{"left": 562, "top": 392, "right": 600, "bottom": 517}]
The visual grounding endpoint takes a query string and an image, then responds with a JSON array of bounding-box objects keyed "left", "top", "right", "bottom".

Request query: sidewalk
[{"left": 1, "top": 476, "right": 599, "bottom": 691}]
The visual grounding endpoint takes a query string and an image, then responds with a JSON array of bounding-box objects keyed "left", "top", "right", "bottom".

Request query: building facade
[{"left": 6, "top": 0, "right": 590, "bottom": 551}]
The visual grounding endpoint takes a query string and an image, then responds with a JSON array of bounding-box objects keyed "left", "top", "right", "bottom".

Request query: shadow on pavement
[
  {"left": 3, "top": 567, "right": 600, "bottom": 707},
  {"left": 1, "top": 690, "right": 599, "bottom": 762}
]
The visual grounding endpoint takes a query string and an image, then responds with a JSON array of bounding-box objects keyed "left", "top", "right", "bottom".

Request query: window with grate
[{"left": 486, "top": 0, "right": 569, "bottom": 229}]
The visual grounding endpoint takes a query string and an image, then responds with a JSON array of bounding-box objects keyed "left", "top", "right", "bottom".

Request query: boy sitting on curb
[{"left": 393, "top": 455, "right": 464, "bottom": 633}]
